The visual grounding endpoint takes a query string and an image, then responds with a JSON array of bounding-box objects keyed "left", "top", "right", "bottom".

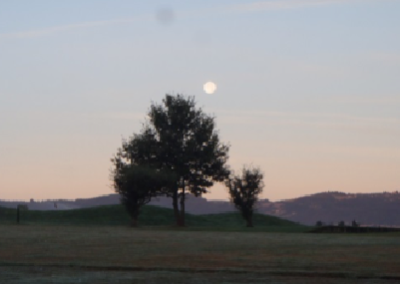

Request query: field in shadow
[
  {"left": 2, "top": 205, "right": 399, "bottom": 283},
  {"left": 1, "top": 224, "right": 400, "bottom": 283}
]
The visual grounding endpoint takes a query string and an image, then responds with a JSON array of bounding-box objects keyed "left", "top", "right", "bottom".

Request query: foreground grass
[
  {"left": 2, "top": 267, "right": 392, "bottom": 284},
  {"left": 1, "top": 225, "right": 400, "bottom": 283}
]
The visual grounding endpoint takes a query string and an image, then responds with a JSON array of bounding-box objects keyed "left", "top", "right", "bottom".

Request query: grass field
[
  {"left": 1, "top": 205, "right": 399, "bottom": 283},
  {"left": 1, "top": 224, "right": 400, "bottom": 283}
]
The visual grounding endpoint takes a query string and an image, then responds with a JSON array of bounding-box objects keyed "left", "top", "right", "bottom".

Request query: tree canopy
[
  {"left": 111, "top": 164, "right": 176, "bottom": 226},
  {"left": 112, "top": 94, "right": 230, "bottom": 226}
]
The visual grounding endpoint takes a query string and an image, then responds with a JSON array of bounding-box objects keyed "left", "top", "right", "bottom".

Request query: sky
[{"left": 0, "top": 0, "right": 399, "bottom": 202}]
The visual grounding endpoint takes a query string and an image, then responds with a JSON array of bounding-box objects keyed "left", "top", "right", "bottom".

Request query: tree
[
  {"left": 112, "top": 94, "right": 230, "bottom": 226},
  {"left": 226, "top": 167, "right": 264, "bottom": 227},
  {"left": 111, "top": 164, "right": 176, "bottom": 226}
]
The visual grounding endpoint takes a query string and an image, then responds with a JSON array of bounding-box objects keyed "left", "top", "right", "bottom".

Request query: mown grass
[
  {"left": 0, "top": 204, "right": 305, "bottom": 232},
  {"left": 1, "top": 225, "right": 400, "bottom": 283},
  {"left": 9, "top": 204, "right": 397, "bottom": 283}
]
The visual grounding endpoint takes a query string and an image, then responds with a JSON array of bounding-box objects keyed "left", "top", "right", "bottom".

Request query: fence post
[
  {"left": 16, "top": 204, "right": 28, "bottom": 224},
  {"left": 16, "top": 206, "right": 20, "bottom": 224}
]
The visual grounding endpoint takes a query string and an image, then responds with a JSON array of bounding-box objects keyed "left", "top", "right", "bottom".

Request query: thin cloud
[
  {"left": 330, "top": 96, "right": 400, "bottom": 105},
  {"left": 227, "top": 0, "right": 372, "bottom": 13},
  {"left": 214, "top": 109, "right": 400, "bottom": 130},
  {"left": 370, "top": 52, "right": 400, "bottom": 65},
  {"left": 91, "top": 112, "right": 146, "bottom": 121},
  {"left": 0, "top": 110, "right": 146, "bottom": 122},
  {"left": 0, "top": 0, "right": 378, "bottom": 40},
  {"left": 0, "top": 16, "right": 149, "bottom": 40}
]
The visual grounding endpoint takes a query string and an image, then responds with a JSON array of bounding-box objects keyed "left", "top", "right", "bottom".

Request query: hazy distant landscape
[{"left": 2, "top": 190, "right": 400, "bottom": 226}]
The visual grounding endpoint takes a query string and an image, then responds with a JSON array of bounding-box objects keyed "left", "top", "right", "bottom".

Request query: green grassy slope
[{"left": 0, "top": 204, "right": 305, "bottom": 230}]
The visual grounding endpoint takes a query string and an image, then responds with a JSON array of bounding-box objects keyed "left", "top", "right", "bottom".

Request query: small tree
[
  {"left": 316, "top": 220, "right": 323, "bottom": 227},
  {"left": 111, "top": 165, "right": 176, "bottom": 226},
  {"left": 226, "top": 167, "right": 264, "bottom": 227}
]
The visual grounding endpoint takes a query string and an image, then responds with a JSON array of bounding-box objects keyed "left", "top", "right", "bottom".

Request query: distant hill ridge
[
  {"left": 258, "top": 191, "right": 400, "bottom": 226},
  {"left": 1, "top": 191, "right": 400, "bottom": 226}
]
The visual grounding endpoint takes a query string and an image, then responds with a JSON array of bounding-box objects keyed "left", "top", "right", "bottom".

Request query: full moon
[{"left": 203, "top": 81, "right": 217, "bottom": 94}]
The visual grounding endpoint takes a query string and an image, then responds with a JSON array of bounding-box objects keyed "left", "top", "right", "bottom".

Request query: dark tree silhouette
[
  {"left": 112, "top": 94, "right": 230, "bottom": 226},
  {"left": 226, "top": 167, "right": 264, "bottom": 227},
  {"left": 111, "top": 165, "right": 176, "bottom": 226}
]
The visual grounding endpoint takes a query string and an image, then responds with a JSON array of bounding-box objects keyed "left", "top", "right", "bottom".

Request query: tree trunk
[
  {"left": 16, "top": 207, "right": 20, "bottom": 224},
  {"left": 172, "top": 189, "right": 182, "bottom": 226},
  {"left": 246, "top": 216, "right": 253, "bottom": 228},
  {"left": 179, "top": 186, "right": 186, "bottom": 227},
  {"left": 131, "top": 216, "right": 138, "bottom": 227}
]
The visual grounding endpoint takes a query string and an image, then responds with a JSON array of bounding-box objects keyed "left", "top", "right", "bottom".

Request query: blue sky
[{"left": 1, "top": 0, "right": 399, "bottom": 201}]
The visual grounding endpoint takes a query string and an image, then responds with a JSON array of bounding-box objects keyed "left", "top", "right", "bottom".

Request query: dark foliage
[
  {"left": 226, "top": 167, "right": 264, "bottom": 227},
  {"left": 111, "top": 165, "right": 176, "bottom": 226},
  {"left": 111, "top": 94, "right": 230, "bottom": 226}
]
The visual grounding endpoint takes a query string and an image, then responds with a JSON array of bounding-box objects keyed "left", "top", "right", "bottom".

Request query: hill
[
  {"left": 0, "top": 204, "right": 303, "bottom": 231},
  {"left": 3, "top": 191, "right": 400, "bottom": 226},
  {"left": 148, "top": 191, "right": 400, "bottom": 226},
  {"left": 0, "top": 194, "right": 236, "bottom": 213},
  {"left": 259, "top": 191, "right": 400, "bottom": 226}
]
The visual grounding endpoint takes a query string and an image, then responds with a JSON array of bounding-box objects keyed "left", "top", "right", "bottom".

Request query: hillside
[
  {"left": 259, "top": 191, "right": 400, "bottom": 226},
  {"left": 0, "top": 194, "right": 236, "bottom": 213},
  {"left": 148, "top": 191, "right": 400, "bottom": 226},
  {"left": 2, "top": 191, "right": 400, "bottom": 226},
  {"left": 0, "top": 204, "right": 303, "bottom": 230}
]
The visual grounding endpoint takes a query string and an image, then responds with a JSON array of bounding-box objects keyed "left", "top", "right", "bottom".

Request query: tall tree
[
  {"left": 226, "top": 167, "right": 264, "bottom": 227},
  {"left": 111, "top": 164, "right": 176, "bottom": 226},
  {"left": 112, "top": 94, "right": 230, "bottom": 226}
]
